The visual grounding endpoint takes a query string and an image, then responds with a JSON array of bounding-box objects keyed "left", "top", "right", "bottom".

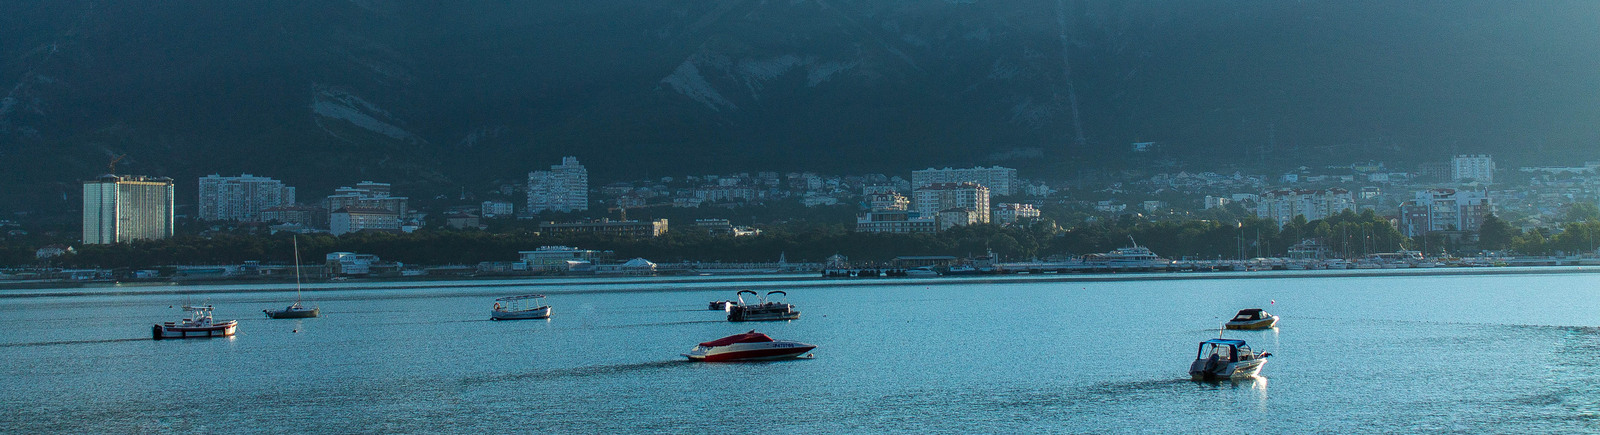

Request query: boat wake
[
  {"left": 461, "top": 360, "right": 688, "bottom": 385},
  {"left": 0, "top": 337, "right": 147, "bottom": 348}
]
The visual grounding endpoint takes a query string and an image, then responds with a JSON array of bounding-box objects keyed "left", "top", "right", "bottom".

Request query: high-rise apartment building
[
  {"left": 528, "top": 156, "right": 589, "bottom": 213},
  {"left": 1452, "top": 155, "right": 1495, "bottom": 183},
  {"left": 1255, "top": 188, "right": 1357, "bottom": 226},
  {"left": 912, "top": 166, "right": 1018, "bottom": 196},
  {"left": 82, "top": 175, "right": 175, "bottom": 244},
  {"left": 913, "top": 182, "right": 991, "bottom": 225},
  {"left": 197, "top": 174, "right": 296, "bottom": 222},
  {"left": 1398, "top": 189, "right": 1493, "bottom": 237},
  {"left": 323, "top": 181, "right": 408, "bottom": 219}
]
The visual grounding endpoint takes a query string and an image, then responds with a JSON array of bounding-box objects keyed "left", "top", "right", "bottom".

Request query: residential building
[
  {"left": 262, "top": 205, "right": 328, "bottom": 228},
  {"left": 527, "top": 156, "right": 589, "bottom": 213},
  {"left": 330, "top": 207, "right": 401, "bottom": 236},
  {"left": 913, "top": 183, "right": 990, "bottom": 224},
  {"left": 197, "top": 174, "right": 296, "bottom": 222},
  {"left": 481, "top": 200, "right": 514, "bottom": 218},
  {"left": 1204, "top": 196, "right": 1231, "bottom": 210},
  {"left": 936, "top": 208, "right": 983, "bottom": 230},
  {"left": 323, "top": 181, "right": 408, "bottom": 221},
  {"left": 912, "top": 166, "right": 1018, "bottom": 195},
  {"left": 1452, "top": 154, "right": 1495, "bottom": 183},
  {"left": 1256, "top": 188, "right": 1357, "bottom": 226},
  {"left": 867, "top": 191, "right": 910, "bottom": 212},
  {"left": 855, "top": 211, "right": 938, "bottom": 234},
  {"left": 540, "top": 219, "right": 668, "bottom": 238},
  {"left": 993, "top": 203, "right": 1041, "bottom": 226},
  {"left": 445, "top": 212, "right": 482, "bottom": 230},
  {"left": 1397, "top": 189, "right": 1493, "bottom": 237},
  {"left": 82, "top": 175, "right": 175, "bottom": 244}
]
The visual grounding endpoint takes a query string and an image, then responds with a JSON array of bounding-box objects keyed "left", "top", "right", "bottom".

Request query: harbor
[{"left": 4, "top": 271, "right": 1600, "bottom": 432}]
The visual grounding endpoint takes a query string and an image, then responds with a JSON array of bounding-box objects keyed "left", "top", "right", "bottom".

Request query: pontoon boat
[{"left": 727, "top": 290, "right": 800, "bottom": 322}]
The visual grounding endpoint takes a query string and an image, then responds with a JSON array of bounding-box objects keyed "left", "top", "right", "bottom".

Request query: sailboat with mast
[{"left": 264, "top": 235, "right": 320, "bottom": 319}]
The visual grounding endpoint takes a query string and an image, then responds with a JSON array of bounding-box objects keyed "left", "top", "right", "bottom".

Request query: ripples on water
[{"left": 4, "top": 272, "right": 1600, "bottom": 432}]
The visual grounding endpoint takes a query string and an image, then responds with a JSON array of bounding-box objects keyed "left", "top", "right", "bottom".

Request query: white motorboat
[
  {"left": 1223, "top": 308, "right": 1279, "bottom": 330},
  {"left": 153, "top": 305, "right": 238, "bottom": 340},
  {"left": 683, "top": 331, "right": 816, "bottom": 362},
  {"left": 492, "top": 294, "right": 552, "bottom": 320},
  {"left": 727, "top": 290, "right": 800, "bottom": 322},
  {"left": 1189, "top": 339, "right": 1270, "bottom": 381},
  {"left": 904, "top": 267, "right": 940, "bottom": 277}
]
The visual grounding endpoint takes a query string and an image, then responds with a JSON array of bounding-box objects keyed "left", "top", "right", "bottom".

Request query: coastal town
[{"left": 5, "top": 152, "right": 1600, "bottom": 283}]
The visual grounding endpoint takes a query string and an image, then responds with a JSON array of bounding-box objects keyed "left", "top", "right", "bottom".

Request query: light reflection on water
[{"left": 3, "top": 271, "right": 1600, "bottom": 432}]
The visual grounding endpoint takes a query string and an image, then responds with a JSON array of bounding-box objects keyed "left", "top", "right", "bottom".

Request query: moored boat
[
  {"left": 1223, "top": 308, "right": 1278, "bottom": 330},
  {"left": 904, "top": 267, "right": 940, "bottom": 277},
  {"left": 727, "top": 290, "right": 800, "bottom": 322},
  {"left": 153, "top": 305, "right": 238, "bottom": 340},
  {"left": 1189, "top": 338, "right": 1270, "bottom": 380},
  {"left": 264, "top": 302, "right": 320, "bottom": 319},
  {"left": 492, "top": 294, "right": 552, "bottom": 320},
  {"left": 265, "top": 235, "right": 319, "bottom": 319},
  {"left": 683, "top": 331, "right": 816, "bottom": 362},
  {"left": 708, "top": 300, "right": 736, "bottom": 311}
]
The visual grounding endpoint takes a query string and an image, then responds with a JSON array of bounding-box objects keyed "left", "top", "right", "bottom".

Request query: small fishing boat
[
  {"left": 683, "top": 331, "right": 816, "bottom": 362},
  {"left": 1223, "top": 308, "right": 1278, "bottom": 330},
  {"left": 492, "top": 294, "right": 551, "bottom": 320},
  {"left": 1189, "top": 338, "right": 1270, "bottom": 381},
  {"left": 265, "top": 236, "right": 319, "bottom": 319},
  {"left": 727, "top": 290, "right": 800, "bottom": 322},
  {"left": 708, "top": 300, "right": 736, "bottom": 311},
  {"left": 153, "top": 305, "right": 238, "bottom": 340}
]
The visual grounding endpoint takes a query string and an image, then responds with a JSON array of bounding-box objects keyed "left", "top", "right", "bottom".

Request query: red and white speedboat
[
  {"left": 684, "top": 331, "right": 816, "bottom": 362},
  {"left": 152, "top": 305, "right": 238, "bottom": 340}
]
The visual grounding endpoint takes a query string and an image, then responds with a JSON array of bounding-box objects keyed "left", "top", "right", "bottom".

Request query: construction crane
[{"left": 106, "top": 154, "right": 126, "bottom": 174}]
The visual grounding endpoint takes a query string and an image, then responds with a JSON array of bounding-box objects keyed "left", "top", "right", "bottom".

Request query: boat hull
[
  {"left": 152, "top": 322, "right": 238, "bottom": 340},
  {"left": 264, "top": 307, "right": 319, "bottom": 319},
  {"left": 685, "top": 341, "right": 816, "bottom": 362},
  {"left": 1189, "top": 358, "right": 1267, "bottom": 380},
  {"left": 1224, "top": 316, "right": 1279, "bottom": 330},
  {"left": 492, "top": 306, "right": 551, "bottom": 320},
  {"left": 728, "top": 310, "right": 800, "bottom": 322}
]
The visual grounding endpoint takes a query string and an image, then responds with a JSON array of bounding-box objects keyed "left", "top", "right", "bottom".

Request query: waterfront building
[
  {"left": 540, "top": 218, "right": 668, "bottom": 238},
  {"left": 1398, "top": 188, "right": 1493, "bottom": 237},
  {"left": 855, "top": 211, "right": 938, "bottom": 234},
  {"left": 518, "top": 246, "right": 613, "bottom": 270},
  {"left": 323, "top": 181, "right": 408, "bottom": 221},
  {"left": 481, "top": 200, "right": 514, "bottom": 218},
  {"left": 993, "top": 203, "right": 1040, "bottom": 226},
  {"left": 913, "top": 182, "right": 990, "bottom": 224},
  {"left": 82, "top": 174, "right": 175, "bottom": 244},
  {"left": 912, "top": 166, "right": 1018, "bottom": 195},
  {"left": 527, "top": 156, "right": 589, "bottom": 213},
  {"left": 1452, "top": 154, "right": 1495, "bottom": 183},
  {"left": 329, "top": 207, "right": 401, "bottom": 236},
  {"left": 1256, "top": 188, "right": 1357, "bottom": 226},
  {"left": 197, "top": 174, "right": 296, "bottom": 222}
]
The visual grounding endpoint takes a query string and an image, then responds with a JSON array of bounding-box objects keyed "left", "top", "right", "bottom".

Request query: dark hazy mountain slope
[{"left": 2, "top": 1, "right": 1597, "bottom": 213}]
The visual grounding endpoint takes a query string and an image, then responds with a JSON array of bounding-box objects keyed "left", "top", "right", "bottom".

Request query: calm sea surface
[{"left": 4, "top": 270, "right": 1600, "bottom": 433}]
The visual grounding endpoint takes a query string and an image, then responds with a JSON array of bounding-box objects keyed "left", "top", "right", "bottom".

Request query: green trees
[{"left": 1476, "top": 214, "right": 1517, "bottom": 251}]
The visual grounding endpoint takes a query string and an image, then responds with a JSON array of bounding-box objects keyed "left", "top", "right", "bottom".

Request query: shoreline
[{"left": 2, "top": 266, "right": 1596, "bottom": 299}]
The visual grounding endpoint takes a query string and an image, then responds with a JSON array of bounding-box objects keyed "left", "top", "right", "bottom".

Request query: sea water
[{"left": 2, "top": 270, "right": 1599, "bottom": 433}]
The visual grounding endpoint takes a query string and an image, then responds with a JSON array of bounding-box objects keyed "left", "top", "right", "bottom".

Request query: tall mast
[{"left": 293, "top": 235, "right": 303, "bottom": 303}]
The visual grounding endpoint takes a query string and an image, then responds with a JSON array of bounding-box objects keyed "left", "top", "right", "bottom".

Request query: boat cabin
[
  {"left": 1231, "top": 309, "right": 1271, "bottom": 321},
  {"left": 1195, "top": 338, "right": 1255, "bottom": 363}
]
